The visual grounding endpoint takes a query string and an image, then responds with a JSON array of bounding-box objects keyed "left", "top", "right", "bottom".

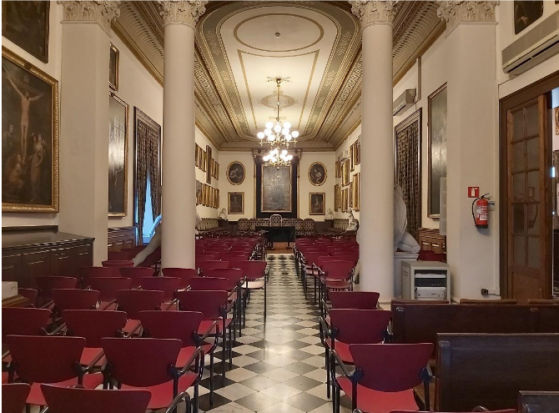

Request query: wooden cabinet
[
  {"left": 2, "top": 227, "right": 94, "bottom": 288},
  {"left": 418, "top": 228, "right": 446, "bottom": 254},
  {"left": 107, "top": 227, "right": 136, "bottom": 251}
]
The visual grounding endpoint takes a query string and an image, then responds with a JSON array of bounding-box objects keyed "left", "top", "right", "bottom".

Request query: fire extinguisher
[{"left": 472, "top": 193, "right": 490, "bottom": 228}]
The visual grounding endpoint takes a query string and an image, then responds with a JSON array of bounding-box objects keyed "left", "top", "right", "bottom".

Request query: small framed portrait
[
  {"left": 342, "top": 188, "right": 349, "bottom": 212},
  {"left": 335, "top": 161, "right": 340, "bottom": 178},
  {"left": 350, "top": 144, "right": 355, "bottom": 172},
  {"left": 514, "top": 1, "right": 543, "bottom": 34},
  {"left": 196, "top": 180, "right": 202, "bottom": 205},
  {"left": 308, "top": 162, "right": 327, "bottom": 186},
  {"left": 195, "top": 144, "right": 199, "bottom": 167},
  {"left": 109, "top": 43, "right": 119, "bottom": 91},
  {"left": 227, "top": 161, "right": 245, "bottom": 185},
  {"left": 352, "top": 173, "right": 360, "bottom": 211},
  {"left": 342, "top": 159, "right": 350, "bottom": 187},
  {"left": 202, "top": 150, "right": 207, "bottom": 172},
  {"left": 309, "top": 192, "right": 325, "bottom": 215},
  {"left": 555, "top": 107, "right": 559, "bottom": 134},
  {"left": 355, "top": 140, "right": 361, "bottom": 165},
  {"left": 334, "top": 184, "right": 340, "bottom": 211},
  {"left": 228, "top": 192, "right": 244, "bottom": 214}
]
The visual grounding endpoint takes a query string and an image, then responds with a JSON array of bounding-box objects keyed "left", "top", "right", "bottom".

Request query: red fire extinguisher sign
[{"left": 468, "top": 187, "right": 480, "bottom": 198}]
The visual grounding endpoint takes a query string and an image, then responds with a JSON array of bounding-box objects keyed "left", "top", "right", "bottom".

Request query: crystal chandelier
[{"left": 257, "top": 78, "right": 299, "bottom": 166}]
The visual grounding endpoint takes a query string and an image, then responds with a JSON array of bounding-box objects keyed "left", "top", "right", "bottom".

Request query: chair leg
[
  {"left": 210, "top": 352, "right": 214, "bottom": 406},
  {"left": 264, "top": 283, "right": 267, "bottom": 319},
  {"left": 229, "top": 324, "right": 233, "bottom": 368},
  {"left": 314, "top": 277, "right": 317, "bottom": 303},
  {"left": 325, "top": 348, "right": 330, "bottom": 399},
  {"left": 234, "top": 305, "right": 239, "bottom": 339},
  {"left": 222, "top": 328, "right": 226, "bottom": 384},
  {"left": 193, "top": 384, "right": 199, "bottom": 413}
]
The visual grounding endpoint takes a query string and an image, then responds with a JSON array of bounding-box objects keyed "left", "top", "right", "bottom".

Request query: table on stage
[{"left": 256, "top": 226, "right": 296, "bottom": 249}]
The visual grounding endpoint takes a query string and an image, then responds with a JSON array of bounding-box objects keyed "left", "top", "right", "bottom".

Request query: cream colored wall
[
  {"left": 218, "top": 152, "right": 256, "bottom": 219},
  {"left": 298, "top": 152, "right": 336, "bottom": 221},
  {"left": 195, "top": 129, "right": 220, "bottom": 219},
  {"left": 2, "top": 2, "right": 64, "bottom": 228}
]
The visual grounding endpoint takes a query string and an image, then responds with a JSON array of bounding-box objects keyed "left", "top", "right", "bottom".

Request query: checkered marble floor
[{"left": 195, "top": 254, "right": 352, "bottom": 413}]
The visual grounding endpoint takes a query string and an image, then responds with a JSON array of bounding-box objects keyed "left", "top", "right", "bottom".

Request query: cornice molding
[
  {"left": 349, "top": 0, "right": 399, "bottom": 29},
  {"left": 59, "top": 1, "right": 121, "bottom": 35},
  {"left": 437, "top": 1, "right": 498, "bottom": 34},
  {"left": 158, "top": 0, "right": 208, "bottom": 28}
]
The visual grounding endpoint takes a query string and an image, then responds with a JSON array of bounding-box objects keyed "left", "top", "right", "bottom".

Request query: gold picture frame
[
  {"left": 308, "top": 162, "right": 327, "bottom": 186},
  {"left": 350, "top": 144, "right": 355, "bottom": 172},
  {"left": 335, "top": 161, "right": 340, "bottom": 178},
  {"left": 342, "top": 159, "right": 350, "bottom": 187},
  {"left": 427, "top": 83, "right": 447, "bottom": 219},
  {"left": 202, "top": 151, "right": 207, "bottom": 172},
  {"left": 227, "top": 161, "right": 245, "bottom": 185},
  {"left": 355, "top": 140, "right": 361, "bottom": 165},
  {"left": 342, "top": 188, "right": 349, "bottom": 212},
  {"left": 228, "top": 192, "right": 244, "bottom": 214},
  {"left": 261, "top": 164, "right": 292, "bottom": 213},
  {"left": 2, "top": 47, "right": 59, "bottom": 213},
  {"left": 195, "top": 144, "right": 199, "bottom": 167},
  {"left": 309, "top": 192, "right": 326, "bottom": 215},
  {"left": 352, "top": 173, "right": 360, "bottom": 211},
  {"left": 108, "top": 92, "right": 129, "bottom": 217},
  {"left": 555, "top": 107, "right": 559, "bottom": 134},
  {"left": 109, "top": 43, "right": 119, "bottom": 91}
]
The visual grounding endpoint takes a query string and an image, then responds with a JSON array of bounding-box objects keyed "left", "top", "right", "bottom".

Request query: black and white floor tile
[{"left": 193, "top": 254, "right": 351, "bottom": 413}]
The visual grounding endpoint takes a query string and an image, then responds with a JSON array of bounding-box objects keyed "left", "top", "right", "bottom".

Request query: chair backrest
[
  {"left": 198, "top": 261, "right": 230, "bottom": 274},
  {"left": 332, "top": 251, "right": 359, "bottom": 264},
  {"left": 80, "top": 267, "right": 120, "bottom": 285},
  {"left": 237, "top": 261, "right": 267, "bottom": 280},
  {"left": 527, "top": 299, "right": 559, "bottom": 305},
  {"left": 206, "top": 268, "right": 244, "bottom": 283},
  {"left": 63, "top": 309, "right": 127, "bottom": 347},
  {"left": 102, "top": 260, "right": 134, "bottom": 268},
  {"left": 89, "top": 278, "right": 132, "bottom": 302},
  {"left": 321, "top": 261, "right": 354, "bottom": 280},
  {"left": 36, "top": 276, "right": 77, "bottom": 300},
  {"left": 329, "top": 291, "right": 380, "bottom": 309},
  {"left": 390, "top": 411, "right": 516, "bottom": 413},
  {"left": 329, "top": 309, "right": 391, "bottom": 344},
  {"left": 6, "top": 335, "right": 86, "bottom": 383},
  {"left": 119, "top": 267, "right": 154, "bottom": 288},
  {"left": 196, "top": 252, "right": 221, "bottom": 260},
  {"left": 304, "top": 252, "right": 328, "bottom": 267},
  {"left": 460, "top": 299, "right": 518, "bottom": 305},
  {"left": 52, "top": 289, "right": 100, "bottom": 311},
  {"left": 139, "top": 311, "right": 203, "bottom": 347},
  {"left": 101, "top": 337, "right": 182, "bottom": 387},
  {"left": 41, "top": 385, "right": 151, "bottom": 413},
  {"left": 2, "top": 383, "right": 31, "bottom": 413},
  {"left": 187, "top": 277, "right": 236, "bottom": 291},
  {"left": 162, "top": 268, "right": 197, "bottom": 289},
  {"left": 2, "top": 308, "right": 51, "bottom": 342},
  {"left": 350, "top": 343, "right": 433, "bottom": 392},
  {"left": 108, "top": 251, "right": 134, "bottom": 261},
  {"left": 221, "top": 254, "right": 251, "bottom": 264},
  {"left": 176, "top": 290, "right": 228, "bottom": 320},
  {"left": 115, "top": 289, "right": 164, "bottom": 319},
  {"left": 317, "top": 256, "right": 345, "bottom": 268},
  {"left": 17, "top": 288, "right": 38, "bottom": 307},
  {"left": 140, "top": 277, "right": 181, "bottom": 301}
]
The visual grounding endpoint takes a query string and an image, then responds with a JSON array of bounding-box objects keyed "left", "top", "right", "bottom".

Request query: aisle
[{"left": 199, "top": 254, "right": 348, "bottom": 412}]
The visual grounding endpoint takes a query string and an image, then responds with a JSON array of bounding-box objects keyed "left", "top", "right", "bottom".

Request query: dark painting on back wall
[
  {"left": 2, "top": 48, "right": 59, "bottom": 212},
  {"left": 2, "top": 1, "right": 50, "bottom": 63},
  {"left": 109, "top": 43, "right": 119, "bottom": 91},
  {"left": 108, "top": 93, "right": 129, "bottom": 216},
  {"left": 514, "top": 1, "right": 544, "bottom": 34},
  {"left": 261, "top": 164, "right": 292, "bottom": 213}
]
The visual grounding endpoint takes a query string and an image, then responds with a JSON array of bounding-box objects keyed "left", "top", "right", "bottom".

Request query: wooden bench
[
  {"left": 519, "top": 391, "right": 559, "bottom": 413},
  {"left": 436, "top": 334, "right": 559, "bottom": 412}
]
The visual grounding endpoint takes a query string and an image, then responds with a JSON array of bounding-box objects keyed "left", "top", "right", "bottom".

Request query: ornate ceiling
[{"left": 113, "top": 1, "right": 444, "bottom": 151}]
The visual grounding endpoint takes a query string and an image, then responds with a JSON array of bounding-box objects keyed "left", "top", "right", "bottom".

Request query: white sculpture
[
  {"left": 347, "top": 209, "right": 358, "bottom": 231},
  {"left": 219, "top": 208, "right": 228, "bottom": 220},
  {"left": 394, "top": 185, "right": 421, "bottom": 253},
  {"left": 325, "top": 208, "right": 334, "bottom": 220}
]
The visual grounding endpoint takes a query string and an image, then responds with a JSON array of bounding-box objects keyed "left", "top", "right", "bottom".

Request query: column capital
[
  {"left": 437, "top": 1, "right": 499, "bottom": 34},
  {"left": 58, "top": 1, "right": 120, "bottom": 36},
  {"left": 158, "top": 0, "right": 208, "bottom": 29},
  {"left": 349, "top": 0, "right": 399, "bottom": 29}
]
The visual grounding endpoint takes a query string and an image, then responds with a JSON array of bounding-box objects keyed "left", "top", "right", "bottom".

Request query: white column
[
  {"left": 58, "top": 1, "right": 120, "bottom": 264},
  {"left": 438, "top": 1, "right": 499, "bottom": 299},
  {"left": 351, "top": 1, "right": 397, "bottom": 301},
  {"left": 159, "top": 1, "right": 207, "bottom": 268}
]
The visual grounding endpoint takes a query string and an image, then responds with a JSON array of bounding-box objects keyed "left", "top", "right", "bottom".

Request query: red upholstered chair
[
  {"left": 5, "top": 335, "right": 103, "bottom": 407},
  {"left": 114, "top": 290, "right": 165, "bottom": 336},
  {"left": 390, "top": 411, "right": 516, "bottom": 413},
  {"left": 140, "top": 276, "right": 181, "bottom": 303},
  {"left": 80, "top": 267, "right": 120, "bottom": 288},
  {"left": 303, "top": 252, "right": 329, "bottom": 301},
  {"left": 41, "top": 385, "right": 151, "bottom": 413},
  {"left": 62, "top": 309, "right": 127, "bottom": 367},
  {"left": 36, "top": 276, "right": 78, "bottom": 306},
  {"left": 333, "top": 343, "right": 433, "bottom": 413},
  {"left": 197, "top": 252, "right": 221, "bottom": 260},
  {"left": 102, "top": 260, "right": 134, "bottom": 269},
  {"left": 51, "top": 289, "right": 100, "bottom": 313},
  {"left": 119, "top": 267, "right": 154, "bottom": 289},
  {"left": 101, "top": 338, "right": 201, "bottom": 412},
  {"left": 329, "top": 291, "right": 380, "bottom": 310},
  {"left": 139, "top": 310, "right": 219, "bottom": 406},
  {"left": 198, "top": 260, "right": 230, "bottom": 275},
  {"left": 321, "top": 309, "right": 392, "bottom": 401},
  {"left": 136, "top": 248, "right": 162, "bottom": 270},
  {"left": 2, "top": 308, "right": 51, "bottom": 342},
  {"left": 220, "top": 253, "right": 251, "bottom": 265},
  {"left": 2, "top": 383, "right": 31, "bottom": 413},
  {"left": 237, "top": 260, "right": 268, "bottom": 321},
  {"left": 176, "top": 290, "right": 231, "bottom": 382},
  {"left": 417, "top": 250, "right": 446, "bottom": 263},
  {"left": 89, "top": 277, "right": 132, "bottom": 309},
  {"left": 318, "top": 260, "right": 355, "bottom": 308},
  {"left": 17, "top": 288, "right": 38, "bottom": 307},
  {"left": 206, "top": 269, "right": 245, "bottom": 336},
  {"left": 107, "top": 251, "right": 133, "bottom": 261},
  {"left": 162, "top": 268, "right": 197, "bottom": 289}
]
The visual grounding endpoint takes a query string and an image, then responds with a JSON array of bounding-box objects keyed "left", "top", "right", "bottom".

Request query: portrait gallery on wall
[
  {"left": 2, "top": 47, "right": 59, "bottom": 212},
  {"left": 108, "top": 92, "right": 128, "bottom": 217}
]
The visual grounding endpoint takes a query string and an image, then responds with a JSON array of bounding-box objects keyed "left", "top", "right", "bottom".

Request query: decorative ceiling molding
[{"left": 113, "top": 1, "right": 444, "bottom": 151}]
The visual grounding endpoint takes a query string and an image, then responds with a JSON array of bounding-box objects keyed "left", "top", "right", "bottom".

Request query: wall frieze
[
  {"left": 437, "top": 1, "right": 498, "bottom": 34},
  {"left": 59, "top": 1, "right": 121, "bottom": 35},
  {"left": 158, "top": 0, "right": 208, "bottom": 28}
]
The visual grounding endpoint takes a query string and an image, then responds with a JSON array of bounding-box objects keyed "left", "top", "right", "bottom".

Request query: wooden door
[{"left": 505, "top": 96, "right": 551, "bottom": 300}]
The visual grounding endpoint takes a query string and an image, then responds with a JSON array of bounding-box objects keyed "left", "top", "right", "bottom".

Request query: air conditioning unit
[
  {"left": 503, "top": 11, "right": 559, "bottom": 75},
  {"left": 393, "top": 89, "right": 416, "bottom": 116}
]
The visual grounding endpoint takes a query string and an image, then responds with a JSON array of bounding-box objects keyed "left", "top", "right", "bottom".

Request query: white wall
[
  {"left": 299, "top": 152, "right": 336, "bottom": 221},
  {"left": 218, "top": 152, "right": 256, "bottom": 219}
]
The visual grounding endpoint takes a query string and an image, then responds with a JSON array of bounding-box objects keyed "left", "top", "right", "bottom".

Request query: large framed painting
[
  {"left": 261, "top": 164, "right": 292, "bottom": 213},
  {"left": 2, "top": 47, "right": 59, "bottom": 212},
  {"left": 206, "top": 145, "right": 212, "bottom": 184},
  {"left": 309, "top": 192, "right": 325, "bottom": 215},
  {"left": 228, "top": 192, "right": 244, "bottom": 214},
  {"left": 109, "top": 43, "right": 119, "bottom": 91},
  {"left": 196, "top": 180, "right": 202, "bottom": 205},
  {"left": 334, "top": 184, "right": 340, "bottom": 211},
  {"left": 514, "top": 1, "right": 543, "bottom": 34},
  {"left": 342, "top": 159, "right": 350, "bottom": 187},
  {"left": 395, "top": 108, "right": 421, "bottom": 238},
  {"left": 350, "top": 144, "right": 355, "bottom": 171},
  {"left": 428, "top": 84, "right": 447, "bottom": 219},
  {"left": 352, "top": 173, "right": 360, "bottom": 211},
  {"left": 308, "top": 162, "right": 327, "bottom": 186},
  {"left": 227, "top": 161, "right": 245, "bottom": 185},
  {"left": 2, "top": 2, "right": 50, "bottom": 63},
  {"left": 108, "top": 93, "right": 129, "bottom": 217}
]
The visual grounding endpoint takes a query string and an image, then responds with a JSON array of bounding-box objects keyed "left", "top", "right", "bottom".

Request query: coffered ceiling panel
[{"left": 113, "top": 1, "right": 444, "bottom": 151}]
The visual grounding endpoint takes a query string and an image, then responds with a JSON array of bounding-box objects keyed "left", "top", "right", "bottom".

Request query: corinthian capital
[
  {"left": 159, "top": 0, "right": 208, "bottom": 28},
  {"left": 349, "top": 0, "right": 399, "bottom": 29},
  {"left": 437, "top": 1, "right": 499, "bottom": 34},
  {"left": 59, "top": 1, "right": 120, "bottom": 35}
]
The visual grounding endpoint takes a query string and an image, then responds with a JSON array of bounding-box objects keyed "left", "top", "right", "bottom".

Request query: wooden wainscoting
[
  {"left": 418, "top": 228, "right": 446, "bottom": 254},
  {"left": 107, "top": 227, "right": 137, "bottom": 251}
]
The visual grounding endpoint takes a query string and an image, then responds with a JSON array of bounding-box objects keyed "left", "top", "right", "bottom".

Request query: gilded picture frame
[
  {"left": 309, "top": 192, "right": 325, "bottom": 215},
  {"left": 228, "top": 192, "right": 244, "bottom": 214},
  {"left": 342, "top": 188, "right": 349, "bottom": 212},
  {"left": 195, "top": 144, "right": 199, "bottom": 167},
  {"left": 109, "top": 43, "right": 119, "bottom": 91},
  {"left": 555, "top": 107, "right": 559, "bottom": 134},
  {"left": 108, "top": 92, "right": 129, "bottom": 217},
  {"left": 352, "top": 173, "right": 360, "bottom": 211},
  {"left": 342, "top": 159, "right": 350, "bottom": 187},
  {"left": 202, "top": 150, "right": 207, "bottom": 172},
  {"left": 350, "top": 144, "right": 355, "bottom": 172},
  {"left": 308, "top": 162, "right": 327, "bottom": 186},
  {"left": 355, "top": 140, "right": 361, "bottom": 165},
  {"left": 428, "top": 83, "right": 447, "bottom": 219},
  {"left": 335, "top": 161, "right": 340, "bottom": 178},
  {"left": 349, "top": 181, "right": 353, "bottom": 208},
  {"left": 261, "top": 164, "right": 292, "bottom": 213},
  {"left": 2, "top": 47, "right": 59, "bottom": 213},
  {"left": 227, "top": 161, "right": 245, "bottom": 185}
]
